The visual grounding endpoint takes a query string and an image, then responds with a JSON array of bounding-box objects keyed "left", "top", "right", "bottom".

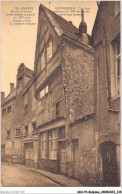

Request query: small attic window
[{"left": 47, "top": 40, "right": 52, "bottom": 63}]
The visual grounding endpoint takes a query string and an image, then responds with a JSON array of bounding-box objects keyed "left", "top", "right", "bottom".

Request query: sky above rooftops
[{"left": 1, "top": 1, "right": 98, "bottom": 96}]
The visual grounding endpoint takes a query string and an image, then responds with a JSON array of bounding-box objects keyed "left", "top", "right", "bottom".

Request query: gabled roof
[
  {"left": 1, "top": 88, "right": 16, "bottom": 106},
  {"left": 39, "top": 4, "right": 90, "bottom": 44}
]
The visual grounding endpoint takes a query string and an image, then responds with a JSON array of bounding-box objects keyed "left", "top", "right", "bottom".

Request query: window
[
  {"left": 45, "top": 85, "right": 48, "bottom": 94},
  {"left": 47, "top": 41, "right": 52, "bottom": 63},
  {"left": 39, "top": 85, "right": 48, "bottom": 99},
  {"left": 18, "top": 76, "right": 23, "bottom": 89},
  {"left": 2, "top": 109, "right": 6, "bottom": 115},
  {"left": 40, "top": 132, "right": 47, "bottom": 159},
  {"left": 16, "top": 128, "right": 21, "bottom": 136},
  {"left": 59, "top": 127, "right": 66, "bottom": 139},
  {"left": 111, "top": 35, "right": 120, "bottom": 97},
  {"left": 25, "top": 142, "right": 33, "bottom": 149},
  {"left": 25, "top": 125, "right": 28, "bottom": 135},
  {"left": 60, "top": 141, "right": 66, "bottom": 163},
  {"left": 37, "top": 62, "right": 40, "bottom": 75},
  {"left": 56, "top": 102, "right": 59, "bottom": 118},
  {"left": 24, "top": 104, "right": 28, "bottom": 115},
  {"left": 37, "top": 51, "right": 45, "bottom": 74},
  {"left": 114, "top": 37, "right": 120, "bottom": 96},
  {"left": 41, "top": 52, "right": 45, "bottom": 71},
  {"left": 30, "top": 142, "right": 33, "bottom": 149},
  {"left": 114, "top": 1, "right": 120, "bottom": 16},
  {"left": 32, "top": 122, "right": 36, "bottom": 133},
  {"left": 49, "top": 129, "right": 58, "bottom": 160},
  {"left": 7, "top": 106, "right": 11, "bottom": 113},
  {"left": 7, "top": 130, "right": 10, "bottom": 138}
]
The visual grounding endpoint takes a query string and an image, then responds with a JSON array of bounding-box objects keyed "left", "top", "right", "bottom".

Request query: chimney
[
  {"left": 1, "top": 92, "right": 5, "bottom": 102},
  {"left": 10, "top": 83, "right": 14, "bottom": 93},
  {"left": 79, "top": 8, "right": 88, "bottom": 45},
  {"left": 69, "top": 21, "right": 72, "bottom": 25}
]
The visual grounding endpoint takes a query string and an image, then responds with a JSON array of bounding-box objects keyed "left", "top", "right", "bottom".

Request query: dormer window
[{"left": 47, "top": 40, "right": 52, "bottom": 63}]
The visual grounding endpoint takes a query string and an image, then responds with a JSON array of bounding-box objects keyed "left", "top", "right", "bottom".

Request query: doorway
[
  {"left": 24, "top": 142, "right": 34, "bottom": 167},
  {"left": 99, "top": 141, "right": 119, "bottom": 186},
  {"left": 59, "top": 141, "right": 66, "bottom": 174}
]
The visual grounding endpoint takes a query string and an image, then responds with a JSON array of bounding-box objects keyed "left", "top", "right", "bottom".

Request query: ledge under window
[
  {"left": 24, "top": 134, "right": 29, "bottom": 137},
  {"left": 15, "top": 135, "right": 21, "bottom": 138},
  {"left": 31, "top": 131, "right": 38, "bottom": 135}
]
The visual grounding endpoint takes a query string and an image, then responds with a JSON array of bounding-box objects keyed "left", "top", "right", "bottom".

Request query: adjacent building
[
  {"left": 91, "top": 1, "right": 120, "bottom": 186},
  {"left": 1, "top": 2, "right": 120, "bottom": 187},
  {"left": 1, "top": 63, "right": 34, "bottom": 164}
]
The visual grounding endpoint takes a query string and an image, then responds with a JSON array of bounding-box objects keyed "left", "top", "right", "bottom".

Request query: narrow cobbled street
[
  {"left": 1, "top": 162, "right": 84, "bottom": 187},
  {"left": 1, "top": 162, "right": 61, "bottom": 187}
]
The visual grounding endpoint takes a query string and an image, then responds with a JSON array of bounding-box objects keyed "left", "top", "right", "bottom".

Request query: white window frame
[
  {"left": 40, "top": 132, "right": 47, "bottom": 159},
  {"left": 110, "top": 35, "right": 120, "bottom": 98},
  {"left": 49, "top": 129, "right": 58, "bottom": 160},
  {"left": 114, "top": 38, "right": 120, "bottom": 97}
]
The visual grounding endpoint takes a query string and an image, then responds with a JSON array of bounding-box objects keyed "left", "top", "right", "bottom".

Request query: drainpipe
[
  {"left": 37, "top": 125, "right": 40, "bottom": 168},
  {"left": 98, "top": 3, "right": 109, "bottom": 109},
  {"left": 96, "top": 2, "right": 113, "bottom": 186},
  {"left": 60, "top": 39, "right": 69, "bottom": 176},
  {"left": 21, "top": 129, "right": 23, "bottom": 164}
]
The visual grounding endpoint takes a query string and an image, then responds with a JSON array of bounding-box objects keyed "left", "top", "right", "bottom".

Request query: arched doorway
[{"left": 99, "top": 141, "right": 119, "bottom": 186}]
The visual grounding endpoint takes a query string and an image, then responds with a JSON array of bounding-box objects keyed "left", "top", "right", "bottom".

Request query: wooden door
[
  {"left": 59, "top": 141, "right": 66, "bottom": 174},
  {"left": 102, "top": 144, "right": 118, "bottom": 186},
  {"left": 24, "top": 143, "right": 34, "bottom": 166},
  {"left": 25, "top": 143, "right": 30, "bottom": 165},
  {"left": 30, "top": 143, "right": 34, "bottom": 166}
]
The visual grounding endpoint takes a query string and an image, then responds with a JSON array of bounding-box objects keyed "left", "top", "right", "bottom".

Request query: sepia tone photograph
[{"left": 1, "top": 0, "right": 120, "bottom": 190}]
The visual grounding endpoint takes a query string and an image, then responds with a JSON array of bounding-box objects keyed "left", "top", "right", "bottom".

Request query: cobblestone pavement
[
  {"left": 1, "top": 162, "right": 61, "bottom": 187},
  {"left": 1, "top": 162, "right": 85, "bottom": 187}
]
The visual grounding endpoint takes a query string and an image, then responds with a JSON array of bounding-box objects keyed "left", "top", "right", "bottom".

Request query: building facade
[
  {"left": 91, "top": 1, "right": 120, "bottom": 186},
  {"left": 33, "top": 5, "right": 95, "bottom": 184},
  {"left": 1, "top": 63, "right": 34, "bottom": 164},
  {"left": 1, "top": 2, "right": 120, "bottom": 187}
]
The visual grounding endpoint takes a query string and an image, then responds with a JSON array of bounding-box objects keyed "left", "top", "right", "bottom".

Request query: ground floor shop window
[
  {"left": 40, "top": 132, "right": 47, "bottom": 159},
  {"left": 49, "top": 129, "right": 58, "bottom": 160}
]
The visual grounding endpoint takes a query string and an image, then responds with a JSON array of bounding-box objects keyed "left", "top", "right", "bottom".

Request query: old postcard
[{"left": 1, "top": 1, "right": 121, "bottom": 193}]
